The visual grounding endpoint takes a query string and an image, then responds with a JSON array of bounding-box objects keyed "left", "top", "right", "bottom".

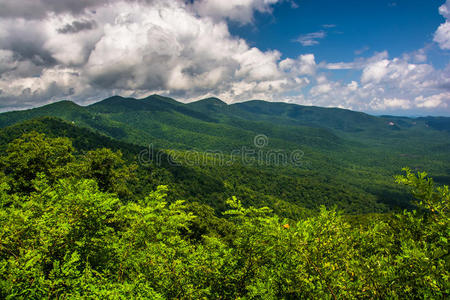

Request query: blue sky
[
  {"left": 228, "top": 0, "right": 450, "bottom": 116},
  {"left": 0, "top": 0, "right": 449, "bottom": 115},
  {"left": 233, "top": 0, "right": 445, "bottom": 63}
]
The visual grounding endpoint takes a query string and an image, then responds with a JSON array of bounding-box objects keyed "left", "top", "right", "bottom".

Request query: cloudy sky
[{"left": 0, "top": 0, "right": 449, "bottom": 115}]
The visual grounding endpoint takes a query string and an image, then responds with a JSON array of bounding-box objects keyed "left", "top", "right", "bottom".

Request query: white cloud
[
  {"left": 412, "top": 48, "right": 427, "bottom": 63},
  {"left": 415, "top": 93, "right": 450, "bottom": 108},
  {"left": 234, "top": 48, "right": 282, "bottom": 81},
  {"left": 294, "top": 31, "right": 326, "bottom": 46},
  {"left": 280, "top": 54, "right": 317, "bottom": 76},
  {"left": 0, "top": 0, "right": 294, "bottom": 108},
  {"left": 438, "top": 0, "right": 450, "bottom": 21},
  {"left": 360, "top": 54, "right": 435, "bottom": 91},
  {"left": 43, "top": 16, "right": 104, "bottom": 66},
  {"left": 301, "top": 50, "right": 449, "bottom": 113},
  {"left": 347, "top": 81, "right": 358, "bottom": 91},
  {"left": 325, "top": 61, "right": 361, "bottom": 70},
  {"left": 435, "top": 22, "right": 450, "bottom": 49},
  {"left": 368, "top": 97, "right": 411, "bottom": 111},
  {"left": 361, "top": 59, "right": 390, "bottom": 84},
  {"left": 192, "top": 0, "right": 281, "bottom": 24},
  {"left": 434, "top": 0, "right": 450, "bottom": 49},
  {"left": 310, "top": 83, "right": 332, "bottom": 96},
  {"left": 0, "top": 66, "right": 82, "bottom": 108},
  {"left": 383, "top": 98, "right": 411, "bottom": 109}
]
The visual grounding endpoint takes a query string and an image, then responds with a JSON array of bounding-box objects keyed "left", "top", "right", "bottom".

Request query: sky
[{"left": 0, "top": 0, "right": 449, "bottom": 116}]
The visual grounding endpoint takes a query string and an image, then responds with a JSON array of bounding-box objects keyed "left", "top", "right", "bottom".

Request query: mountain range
[{"left": 0, "top": 95, "right": 449, "bottom": 215}]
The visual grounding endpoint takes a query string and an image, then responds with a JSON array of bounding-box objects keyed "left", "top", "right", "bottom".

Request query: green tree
[
  {"left": 76, "top": 148, "right": 136, "bottom": 198},
  {"left": 0, "top": 132, "right": 74, "bottom": 193}
]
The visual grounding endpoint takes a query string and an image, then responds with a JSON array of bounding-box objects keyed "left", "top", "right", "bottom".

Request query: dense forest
[{"left": 0, "top": 96, "right": 449, "bottom": 298}]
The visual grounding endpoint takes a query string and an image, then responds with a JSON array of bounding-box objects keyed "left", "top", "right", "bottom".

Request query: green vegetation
[
  {"left": 0, "top": 133, "right": 448, "bottom": 298},
  {"left": 0, "top": 117, "right": 394, "bottom": 216},
  {"left": 1, "top": 96, "right": 449, "bottom": 214}
]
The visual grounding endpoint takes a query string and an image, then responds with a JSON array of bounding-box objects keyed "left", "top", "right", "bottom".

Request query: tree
[
  {"left": 76, "top": 148, "right": 137, "bottom": 198},
  {"left": 0, "top": 132, "right": 74, "bottom": 193}
]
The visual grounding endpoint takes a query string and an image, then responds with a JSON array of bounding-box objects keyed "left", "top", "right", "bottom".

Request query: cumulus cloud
[
  {"left": 0, "top": 0, "right": 108, "bottom": 19},
  {"left": 280, "top": 54, "right": 317, "bottom": 76},
  {"left": 434, "top": 0, "right": 450, "bottom": 49},
  {"left": 415, "top": 93, "right": 450, "bottom": 108},
  {"left": 192, "top": 0, "right": 282, "bottom": 24},
  {"left": 361, "top": 59, "right": 391, "bottom": 84},
  {"left": 435, "top": 23, "right": 450, "bottom": 50},
  {"left": 0, "top": 0, "right": 292, "bottom": 109},
  {"left": 347, "top": 81, "right": 358, "bottom": 91},
  {"left": 301, "top": 50, "right": 450, "bottom": 113},
  {"left": 376, "top": 98, "right": 412, "bottom": 110}
]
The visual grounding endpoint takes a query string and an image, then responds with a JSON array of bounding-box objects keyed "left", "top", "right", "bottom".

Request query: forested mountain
[
  {"left": 2, "top": 95, "right": 449, "bottom": 151},
  {"left": 0, "top": 95, "right": 449, "bottom": 212},
  {"left": 0, "top": 117, "right": 379, "bottom": 216}
]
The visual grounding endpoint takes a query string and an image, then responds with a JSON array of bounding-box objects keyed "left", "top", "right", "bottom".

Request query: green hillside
[
  {"left": 0, "top": 95, "right": 449, "bottom": 213},
  {"left": 0, "top": 117, "right": 388, "bottom": 216}
]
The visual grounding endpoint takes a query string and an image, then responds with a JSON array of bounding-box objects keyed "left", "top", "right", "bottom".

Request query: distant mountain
[
  {"left": 419, "top": 116, "right": 450, "bottom": 131},
  {"left": 230, "top": 100, "right": 384, "bottom": 133},
  {"left": 0, "top": 95, "right": 447, "bottom": 157},
  {"left": 187, "top": 97, "right": 228, "bottom": 113},
  {"left": 1, "top": 95, "right": 446, "bottom": 147},
  {"left": 0, "top": 95, "right": 449, "bottom": 212}
]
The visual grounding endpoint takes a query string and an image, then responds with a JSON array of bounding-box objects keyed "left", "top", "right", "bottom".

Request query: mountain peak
[
  {"left": 29, "top": 100, "right": 85, "bottom": 114},
  {"left": 189, "top": 97, "right": 227, "bottom": 107},
  {"left": 91, "top": 95, "right": 127, "bottom": 104},
  {"left": 88, "top": 94, "right": 185, "bottom": 114},
  {"left": 41, "top": 100, "right": 81, "bottom": 108},
  {"left": 142, "top": 94, "right": 181, "bottom": 105}
]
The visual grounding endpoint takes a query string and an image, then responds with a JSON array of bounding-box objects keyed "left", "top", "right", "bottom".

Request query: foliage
[
  {"left": 0, "top": 131, "right": 136, "bottom": 198},
  {"left": 75, "top": 148, "right": 137, "bottom": 198},
  {"left": 395, "top": 167, "right": 449, "bottom": 217},
  {"left": 0, "top": 118, "right": 399, "bottom": 216},
  {"left": 0, "top": 132, "right": 74, "bottom": 193}
]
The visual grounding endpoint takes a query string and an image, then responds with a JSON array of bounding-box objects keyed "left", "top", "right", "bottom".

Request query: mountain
[
  {"left": 231, "top": 100, "right": 384, "bottom": 133},
  {"left": 187, "top": 97, "right": 228, "bottom": 112},
  {"left": 2, "top": 95, "right": 446, "bottom": 151},
  {"left": 0, "top": 95, "right": 449, "bottom": 214}
]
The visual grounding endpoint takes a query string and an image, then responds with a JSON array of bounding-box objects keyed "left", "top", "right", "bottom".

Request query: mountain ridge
[
  {"left": 0, "top": 95, "right": 449, "bottom": 153},
  {"left": 0, "top": 95, "right": 449, "bottom": 214},
  {"left": 3, "top": 95, "right": 449, "bottom": 123}
]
